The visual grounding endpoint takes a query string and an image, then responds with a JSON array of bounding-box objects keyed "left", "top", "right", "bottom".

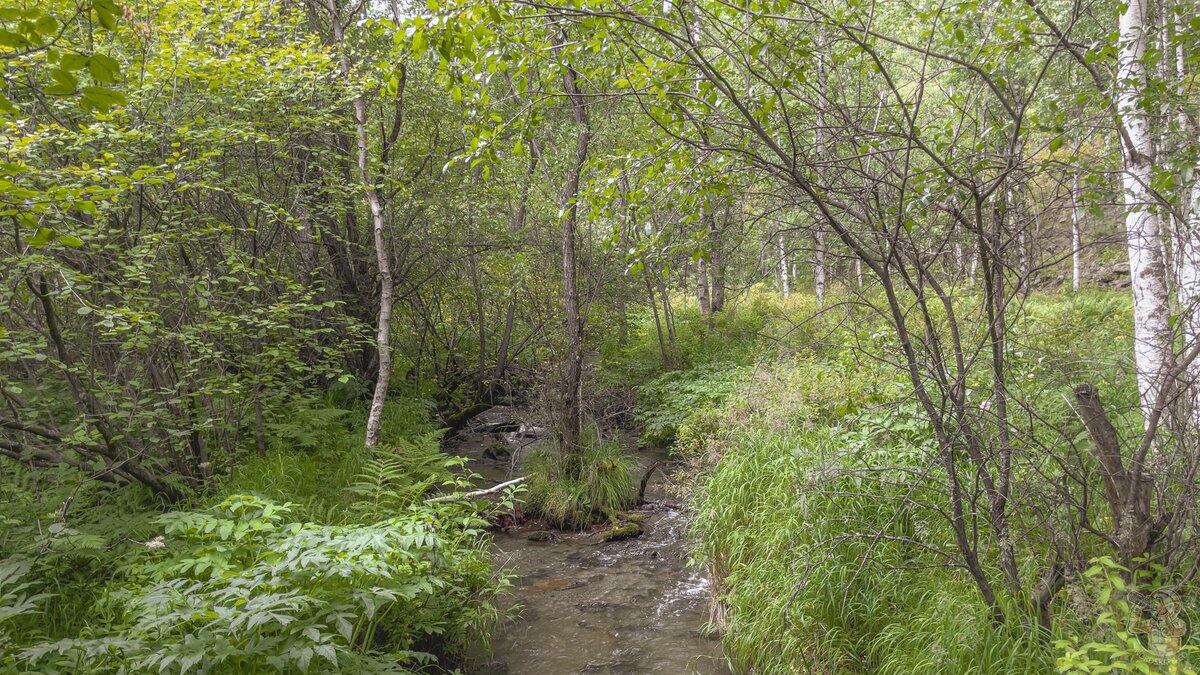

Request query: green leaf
[
  {"left": 87, "top": 54, "right": 120, "bottom": 84},
  {"left": 92, "top": 0, "right": 120, "bottom": 30},
  {"left": 0, "top": 30, "right": 29, "bottom": 49},
  {"left": 27, "top": 227, "right": 55, "bottom": 248},
  {"left": 58, "top": 235, "right": 84, "bottom": 248},
  {"left": 44, "top": 82, "right": 78, "bottom": 97},
  {"left": 60, "top": 53, "right": 90, "bottom": 71},
  {"left": 80, "top": 86, "right": 125, "bottom": 112}
]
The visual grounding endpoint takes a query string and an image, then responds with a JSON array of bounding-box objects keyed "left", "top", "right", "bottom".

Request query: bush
[
  {"left": 8, "top": 493, "right": 505, "bottom": 674},
  {"left": 523, "top": 429, "right": 637, "bottom": 529},
  {"left": 0, "top": 394, "right": 509, "bottom": 674}
]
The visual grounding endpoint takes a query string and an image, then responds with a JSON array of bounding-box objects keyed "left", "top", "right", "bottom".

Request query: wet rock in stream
[
  {"left": 448, "top": 407, "right": 728, "bottom": 675},
  {"left": 600, "top": 522, "right": 643, "bottom": 542}
]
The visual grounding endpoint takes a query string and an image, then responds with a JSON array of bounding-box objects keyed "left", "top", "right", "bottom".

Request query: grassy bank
[{"left": 614, "top": 289, "right": 1194, "bottom": 673}]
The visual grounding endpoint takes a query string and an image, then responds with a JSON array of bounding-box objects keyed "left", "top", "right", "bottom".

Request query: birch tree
[{"left": 325, "top": 0, "right": 395, "bottom": 449}]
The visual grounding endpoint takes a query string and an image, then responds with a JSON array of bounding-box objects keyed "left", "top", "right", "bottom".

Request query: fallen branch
[{"left": 425, "top": 476, "right": 528, "bottom": 503}]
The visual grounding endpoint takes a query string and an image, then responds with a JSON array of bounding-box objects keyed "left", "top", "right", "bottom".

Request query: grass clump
[{"left": 523, "top": 427, "right": 637, "bottom": 529}]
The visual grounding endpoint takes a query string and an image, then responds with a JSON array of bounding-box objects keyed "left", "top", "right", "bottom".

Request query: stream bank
[{"left": 446, "top": 406, "right": 729, "bottom": 675}]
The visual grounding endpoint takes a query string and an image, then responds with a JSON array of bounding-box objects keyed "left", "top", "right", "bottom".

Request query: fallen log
[{"left": 425, "top": 476, "right": 528, "bottom": 503}]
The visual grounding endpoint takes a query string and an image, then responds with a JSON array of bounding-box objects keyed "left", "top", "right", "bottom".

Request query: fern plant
[
  {"left": 346, "top": 430, "right": 461, "bottom": 520},
  {"left": 14, "top": 494, "right": 507, "bottom": 674}
]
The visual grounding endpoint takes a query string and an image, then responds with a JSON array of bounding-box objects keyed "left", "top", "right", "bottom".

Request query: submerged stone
[{"left": 601, "top": 522, "right": 644, "bottom": 542}]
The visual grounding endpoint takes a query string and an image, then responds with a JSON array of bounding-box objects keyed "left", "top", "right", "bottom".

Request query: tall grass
[
  {"left": 523, "top": 425, "right": 638, "bottom": 528},
  {"left": 618, "top": 290, "right": 1145, "bottom": 673}
]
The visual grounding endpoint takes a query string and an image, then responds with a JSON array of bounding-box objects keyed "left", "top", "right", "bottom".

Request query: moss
[{"left": 601, "top": 522, "right": 643, "bottom": 541}]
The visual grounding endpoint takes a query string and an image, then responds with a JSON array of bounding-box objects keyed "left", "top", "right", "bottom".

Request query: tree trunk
[
  {"left": 697, "top": 257, "right": 711, "bottom": 314},
  {"left": 1174, "top": 1, "right": 1200, "bottom": 423},
  {"left": 814, "top": 64, "right": 827, "bottom": 304},
  {"left": 1116, "top": 0, "right": 1174, "bottom": 425},
  {"left": 327, "top": 0, "right": 393, "bottom": 449},
  {"left": 710, "top": 219, "right": 726, "bottom": 311},
  {"left": 551, "top": 24, "right": 590, "bottom": 456},
  {"left": 1080, "top": 171, "right": 1089, "bottom": 290},
  {"left": 814, "top": 228, "right": 826, "bottom": 304},
  {"left": 777, "top": 234, "right": 790, "bottom": 297},
  {"left": 1074, "top": 384, "right": 1155, "bottom": 566}
]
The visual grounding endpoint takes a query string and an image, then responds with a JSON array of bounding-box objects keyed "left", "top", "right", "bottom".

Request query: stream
[{"left": 446, "top": 407, "right": 730, "bottom": 675}]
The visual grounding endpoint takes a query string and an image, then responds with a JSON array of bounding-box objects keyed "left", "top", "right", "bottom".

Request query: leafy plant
[
  {"left": 1056, "top": 558, "right": 1198, "bottom": 674},
  {"left": 15, "top": 494, "right": 507, "bottom": 674}
]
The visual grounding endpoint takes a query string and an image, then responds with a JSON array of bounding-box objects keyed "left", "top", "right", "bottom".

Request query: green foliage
[
  {"left": 222, "top": 397, "right": 445, "bottom": 524},
  {"left": 0, "top": 395, "right": 507, "bottom": 673},
  {"left": 1056, "top": 558, "right": 1198, "bottom": 674},
  {"left": 347, "top": 432, "right": 457, "bottom": 521},
  {"left": 634, "top": 363, "right": 748, "bottom": 446},
  {"left": 691, "top": 390, "right": 1054, "bottom": 673},
  {"left": 12, "top": 493, "right": 504, "bottom": 674},
  {"left": 523, "top": 429, "right": 637, "bottom": 529},
  {"left": 676, "top": 292, "right": 1163, "bottom": 673}
]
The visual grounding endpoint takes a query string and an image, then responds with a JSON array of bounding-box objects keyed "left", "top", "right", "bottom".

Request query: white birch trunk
[
  {"left": 1080, "top": 171, "right": 1089, "bottom": 290},
  {"left": 777, "top": 235, "right": 790, "bottom": 298},
  {"left": 326, "top": 0, "right": 393, "bottom": 449},
  {"left": 1117, "top": 0, "right": 1174, "bottom": 423},
  {"left": 1180, "top": 185, "right": 1200, "bottom": 417},
  {"left": 814, "top": 229, "right": 826, "bottom": 305},
  {"left": 1172, "top": 0, "right": 1200, "bottom": 420}
]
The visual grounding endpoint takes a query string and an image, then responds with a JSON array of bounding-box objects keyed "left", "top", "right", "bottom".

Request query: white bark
[
  {"left": 777, "top": 234, "right": 790, "bottom": 297},
  {"left": 814, "top": 228, "right": 826, "bottom": 304},
  {"left": 1071, "top": 174, "right": 1082, "bottom": 293},
  {"left": 815, "top": 53, "right": 827, "bottom": 305},
  {"left": 1173, "top": 0, "right": 1200, "bottom": 418},
  {"left": 326, "top": 0, "right": 393, "bottom": 449},
  {"left": 1180, "top": 179, "right": 1200, "bottom": 417},
  {"left": 1117, "top": 0, "right": 1174, "bottom": 422}
]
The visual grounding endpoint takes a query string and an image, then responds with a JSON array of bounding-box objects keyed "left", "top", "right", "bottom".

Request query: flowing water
[{"left": 446, "top": 407, "right": 729, "bottom": 675}]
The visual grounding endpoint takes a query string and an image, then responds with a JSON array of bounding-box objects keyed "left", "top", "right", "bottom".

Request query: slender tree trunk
[
  {"left": 697, "top": 257, "right": 711, "bottom": 314},
  {"left": 1117, "top": 0, "right": 1174, "bottom": 423},
  {"left": 1172, "top": 1, "right": 1200, "bottom": 421},
  {"left": 551, "top": 24, "right": 590, "bottom": 455},
  {"left": 1180, "top": 176, "right": 1200, "bottom": 417},
  {"left": 954, "top": 230, "right": 965, "bottom": 281},
  {"left": 814, "top": 61, "right": 828, "bottom": 304},
  {"left": 777, "top": 234, "right": 790, "bottom": 297},
  {"left": 658, "top": 270, "right": 678, "bottom": 354},
  {"left": 710, "top": 227, "right": 726, "bottom": 311},
  {"left": 644, "top": 263, "right": 670, "bottom": 367},
  {"left": 1072, "top": 174, "right": 1083, "bottom": 292},
  {"left": 467, "top": 244, "right": 487, "bottom": 392},
  {"left": 327, "top": 0, "right": 393, "bottom": 449},
  {"left": 814, "top": 229, "right": 826, "bottom": 304}
]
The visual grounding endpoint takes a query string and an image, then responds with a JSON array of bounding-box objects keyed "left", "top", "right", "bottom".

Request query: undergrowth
[
  {"left": 0, "top": 394, "right": 508, "bottom": 673},
  {"left": 611, "top": 288, "right": 1190, "bottom": 673},
  {"left": 522, "top": 425, "right": 637, "bottom": 529}
]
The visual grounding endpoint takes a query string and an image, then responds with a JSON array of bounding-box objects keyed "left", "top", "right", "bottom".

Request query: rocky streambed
[{"left": 446, "top": 407, "right": 729, "bottom": 675}]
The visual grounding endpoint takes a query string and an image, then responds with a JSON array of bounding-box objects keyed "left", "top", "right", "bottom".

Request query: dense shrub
[
  {"left": 11, "top": 494, "right": 501, "bottom": 674},
  {"left": 523, "top": 427, "right": 637, "bottom": 528},
  {"left": 0, "top": 396, "right": 508, "bottom": 674}
]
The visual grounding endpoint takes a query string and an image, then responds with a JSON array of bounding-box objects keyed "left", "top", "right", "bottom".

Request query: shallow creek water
[{"left": 445, "top": 407, "right": 729, "bottom": 675}]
